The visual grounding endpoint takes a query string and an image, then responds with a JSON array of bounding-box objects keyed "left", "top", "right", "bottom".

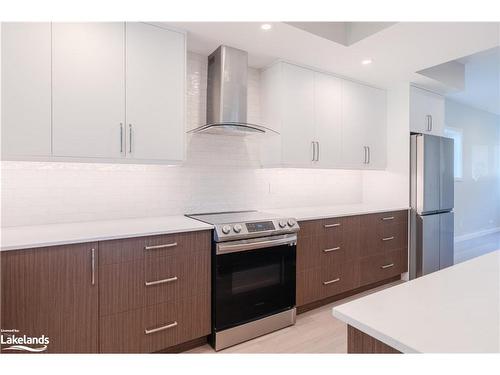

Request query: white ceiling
[
  {"left": 447, "top": 47, "right": 500, "bottom": 115},
  {"left": 161, "top": 22, "right": 499, "bottom": 91}
]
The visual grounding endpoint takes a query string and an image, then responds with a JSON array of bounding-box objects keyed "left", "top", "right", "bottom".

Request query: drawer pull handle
[
  {"left": 323, "top": 247, "right": 341, "bottom": 253},
  {"left": 381, "top": 263, "right": 394, "bottom": 269},
  {"left": 382, "top": 236, "right": 395, "bottom": 241},
  {"left": 324, "top": 223, "right": 341, "bottom": 228},
  {"left": 323, "top": 278, "right": 340, "bottom": 285},
  {"left": 91, "top": 248, "right": 96, "bottom": 286},
  {"left": 144, "top": 242, "right": 178, "bottom": 250},
  {"left": 144, "top": 321, "right": 178, "bottom": 335},
  {"left": 145, "top": 276, "right": 178, "bottom": 286},
  {"left": 382, "top": 216, "right": 395, "bottom": 221}
]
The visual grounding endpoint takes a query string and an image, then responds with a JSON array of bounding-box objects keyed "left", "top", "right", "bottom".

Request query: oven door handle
[{"left": 216, "top": 234, "right": 297, "bottom": 255}]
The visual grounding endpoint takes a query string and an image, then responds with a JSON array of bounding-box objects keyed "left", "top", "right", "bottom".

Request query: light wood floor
[
  {"left": 186, "top": 280, "right": 403, "bottom": 354},
  {"left": 454, "top": 231, "right": 500, "bottom": 264}
]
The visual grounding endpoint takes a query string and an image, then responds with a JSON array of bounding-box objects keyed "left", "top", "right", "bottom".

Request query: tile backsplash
[{"left": 1, "top": 52, "right": 363, "bottom": 227}]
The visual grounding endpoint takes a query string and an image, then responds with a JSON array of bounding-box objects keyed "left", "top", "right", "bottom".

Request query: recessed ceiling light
[
  {"left": 362, "top": 59, "right": 373, "bottom": 65},
  {"left": 261, "top": 24, "right": 272, "bottom": 31}
]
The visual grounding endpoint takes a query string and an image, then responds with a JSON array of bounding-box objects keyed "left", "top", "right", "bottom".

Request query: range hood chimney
[{"left": 188, "top": 45, "right": 277, "bottom": 136}]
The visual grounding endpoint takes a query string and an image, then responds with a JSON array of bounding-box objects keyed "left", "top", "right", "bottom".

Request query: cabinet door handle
[
  {"left": 323, "top": 246, "right": 341, "bottom": 253},
  {"left": 91, "top": 248, "right": 95, "bottom": 286},
  {"left": 311, "top": 141, "right": 315, "bottom": 162},
  {"left": 382, "top": 216, "right": 395, "bottom": 221},
  {"left": 381, "top": 263, "right": 394, "bottom": 269},
  {"left": 145, "top": 276, "right": 178, "bottom": 287},
  {"left": 144, "top": 242, "right": 178, "bottom": 250},
  {"left": 367, "top": 146, "right": 370, "bottom": 164},
  {"left": 144, "top": 321, "right": 178, "bottom": 335},
  {"left": 316, "top": 141, "right": 320, "bottom": 161},
  {"left": 363, "top": 146, "right": 367, "bottom": 164},
  {"left": 426, "top": 115, "right": 432, "bottom": 131},
  {"left": 382, "top": 236, "right": 395, "bottom": 241},
  {"left": 128, "top": 124, "right": 133, "bottom": 153},
  {"left": 323, "top": 278, "right": 340, "bottom": 285},
  {"left": 429, "top": 115, "right": 433, "bottom": 131},
  {"left": 120, "top": 123, "right": 124, "bottom": 153},
  {"left": 324, "top": 223, "right": 341, "bottom": 228}
]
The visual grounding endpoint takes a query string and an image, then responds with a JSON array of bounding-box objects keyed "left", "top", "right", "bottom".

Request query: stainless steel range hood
[{"left": 188, "top": 45, "right": 278, "bottom": 136}]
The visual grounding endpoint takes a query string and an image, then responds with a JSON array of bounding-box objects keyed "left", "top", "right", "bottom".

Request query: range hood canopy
[{"left": 188, "top": 45, "right": 278, "bottom": 136}]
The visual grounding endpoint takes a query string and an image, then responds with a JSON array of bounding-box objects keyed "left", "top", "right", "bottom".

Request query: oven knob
[
  {"left": 233, "top": 224, "right": 242, "bottom": 233},
  {"left": 287, "top": 219, "right": 296, "bottom": 227},
  {"left": 278, "top": 220, "right": 287, "bottom": 228},
  {"left": 221, "top": 225, "right": 232, "bottom": 234}
]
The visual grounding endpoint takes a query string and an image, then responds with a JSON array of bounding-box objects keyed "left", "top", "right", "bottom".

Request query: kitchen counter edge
[{"left": 1, "top": 216, "right": 214, "bottom": 251}]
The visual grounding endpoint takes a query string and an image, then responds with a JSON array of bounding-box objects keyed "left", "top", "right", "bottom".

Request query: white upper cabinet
[
  {"left": 313, "top": 72, "right": 342, "bottom": 168},
  {"left": 280, "top": 63, "right": 315, "bottom": 167},
  {"left": 2, "top": 22, "right": 185, "bottom": 164},
  {"left": 261, "top": 61, "right": 386, "bottom": 170},
  {"left": 341, "top": 80, "right": 386, "bottom": 169},
  {"left": 52, "top": 23, "right": 125, "bottom": 158},
  {"left": 1, "top": 23, "right": 52, "bottom": 158},
  {"left": 410, "top": 85, "right": 445, "bottom": 136},
  {"left": 125, "top": 23, "right": 185, "bottom": 162}
]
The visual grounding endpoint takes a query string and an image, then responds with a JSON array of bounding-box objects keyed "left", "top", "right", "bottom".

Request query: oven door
[{"left": 214, "top": 234, "right": 296, "bottom": 331}]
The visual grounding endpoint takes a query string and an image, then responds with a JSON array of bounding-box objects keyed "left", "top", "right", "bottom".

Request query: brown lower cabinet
[
  {"left": 98, "top": 230, "right": 211, "bottom": 353},
  {"left": 2, "top": 212, "right": 406, "bottom": 353},
  {"left": 296, "top": 210, "right": 408, "bottom": 308},
  {"left": 100, "top": 293, "right": 210, "bottom": 353},
  {"left": 1, "top": 243, "right": 99, "bottom": 353},
  {"left": 0, "top": 230, "right": 212, "bottom": 354}
]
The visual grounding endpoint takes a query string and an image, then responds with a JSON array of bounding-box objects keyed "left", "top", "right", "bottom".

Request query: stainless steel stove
[
  {"left": 186, "top": 210, "right": 299, "bottom": 351},
  {"left": 187, "top": 210, "right": 300, "bottom": 242}
]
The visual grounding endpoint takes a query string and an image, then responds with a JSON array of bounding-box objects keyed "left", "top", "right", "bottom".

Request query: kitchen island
[{"left": 332, "top": 250, "right": 500, "bottom": 353}]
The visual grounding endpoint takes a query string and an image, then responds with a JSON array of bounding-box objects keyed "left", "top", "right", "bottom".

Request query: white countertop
[
  {"left": 333, "top": 251, "right": 500, "bottom": 353},
  {"left": 1, "top": 203, "right": 407, "bottom": 251},
  {"left": 267, "top": 203, "right": 409, "bottom": 221},
  {"left": 0, "top": 216, "right": 213, "bottom": 251}
]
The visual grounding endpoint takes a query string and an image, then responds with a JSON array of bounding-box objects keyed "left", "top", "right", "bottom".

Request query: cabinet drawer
[
  {"left": 360, "top": 212, "right": 408, "bottom": 257},
  {"left": 297, "top": 216, "right": 359, "bottom": 271},
  {"left": 99, "top": 293, "right": 210, "bottom": 353},
  {"left": 366, "top": 210, "right": 408, "bottom": 224},
  {"left": 359, "top": 249, "right": 407, "bottom": 287},
  {"left": 297, "top": 262, "right": 357, "bottom": 306},
  {"left": 99, "top": 230, "right": 211, "bottom": 265},
  {"left": 298, "top": 216, "right": 358, "bottom": 237},
  {"left": 99, "top": 249, "right": 210, "bottom": 316},
  {"left": 320, "top": 261, "right": 357, "bottom": 299},
  {"left": 297, "top": 236, "right": 357, "bottom": 271}
]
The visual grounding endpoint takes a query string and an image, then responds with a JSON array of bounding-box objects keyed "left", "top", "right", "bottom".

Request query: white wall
[
  {"left": 445, "top": 99, "right": 500, "bottom": 239},
  {"left": 1, "top": 52, "right": 365, "bottom": 227}
]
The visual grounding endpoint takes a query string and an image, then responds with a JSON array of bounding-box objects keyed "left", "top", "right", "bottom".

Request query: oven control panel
[
  {"left": 246, "top": 221, "right": 275, "bottom": 233},
  {"left": 214, "top": 218, "right": 300, "bottom": 242}
]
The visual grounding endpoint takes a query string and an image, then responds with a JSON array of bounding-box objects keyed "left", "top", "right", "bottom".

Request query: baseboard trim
[
  {"left": 297, "top": 276, "right": 401, "bottom": 315},
  {"left": 455, "top": 227, "right": 500, "bottom": 243},
  {"left": 154, "top": 336, "right": 208, "bottom": 353}
]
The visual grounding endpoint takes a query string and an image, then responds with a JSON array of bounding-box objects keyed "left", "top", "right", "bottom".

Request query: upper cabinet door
[
  {"left": 363, "top": 86, "right": 387, "bottom": 170},
  {"left": 410, "top": 86, "right": 445, "bottom": 136},
  {"left": 281, "top": 63, "right": 315, "bottom": 166},
  {"left": 341, "top": 80, "right": 386, "bottom": 169},
  {"left": 125, "top": 23, "right": 185, "bottom": 162},
  {"left": 313, "top": 72, "right": 341, "bottom": 167},
  {"left": 341, "top": 80, "right": 366, "bottom": 167},
  {"left": 52, "top": 23, "right": 125, "bottom": 158},
  {"left": 1, "top": 23, "right": 52, "bottom": 157}
]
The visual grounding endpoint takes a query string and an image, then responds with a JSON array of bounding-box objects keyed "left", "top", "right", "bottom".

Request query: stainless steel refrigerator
[{"left": 410, "top": 133, "right": 454, "bottom": 279}]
